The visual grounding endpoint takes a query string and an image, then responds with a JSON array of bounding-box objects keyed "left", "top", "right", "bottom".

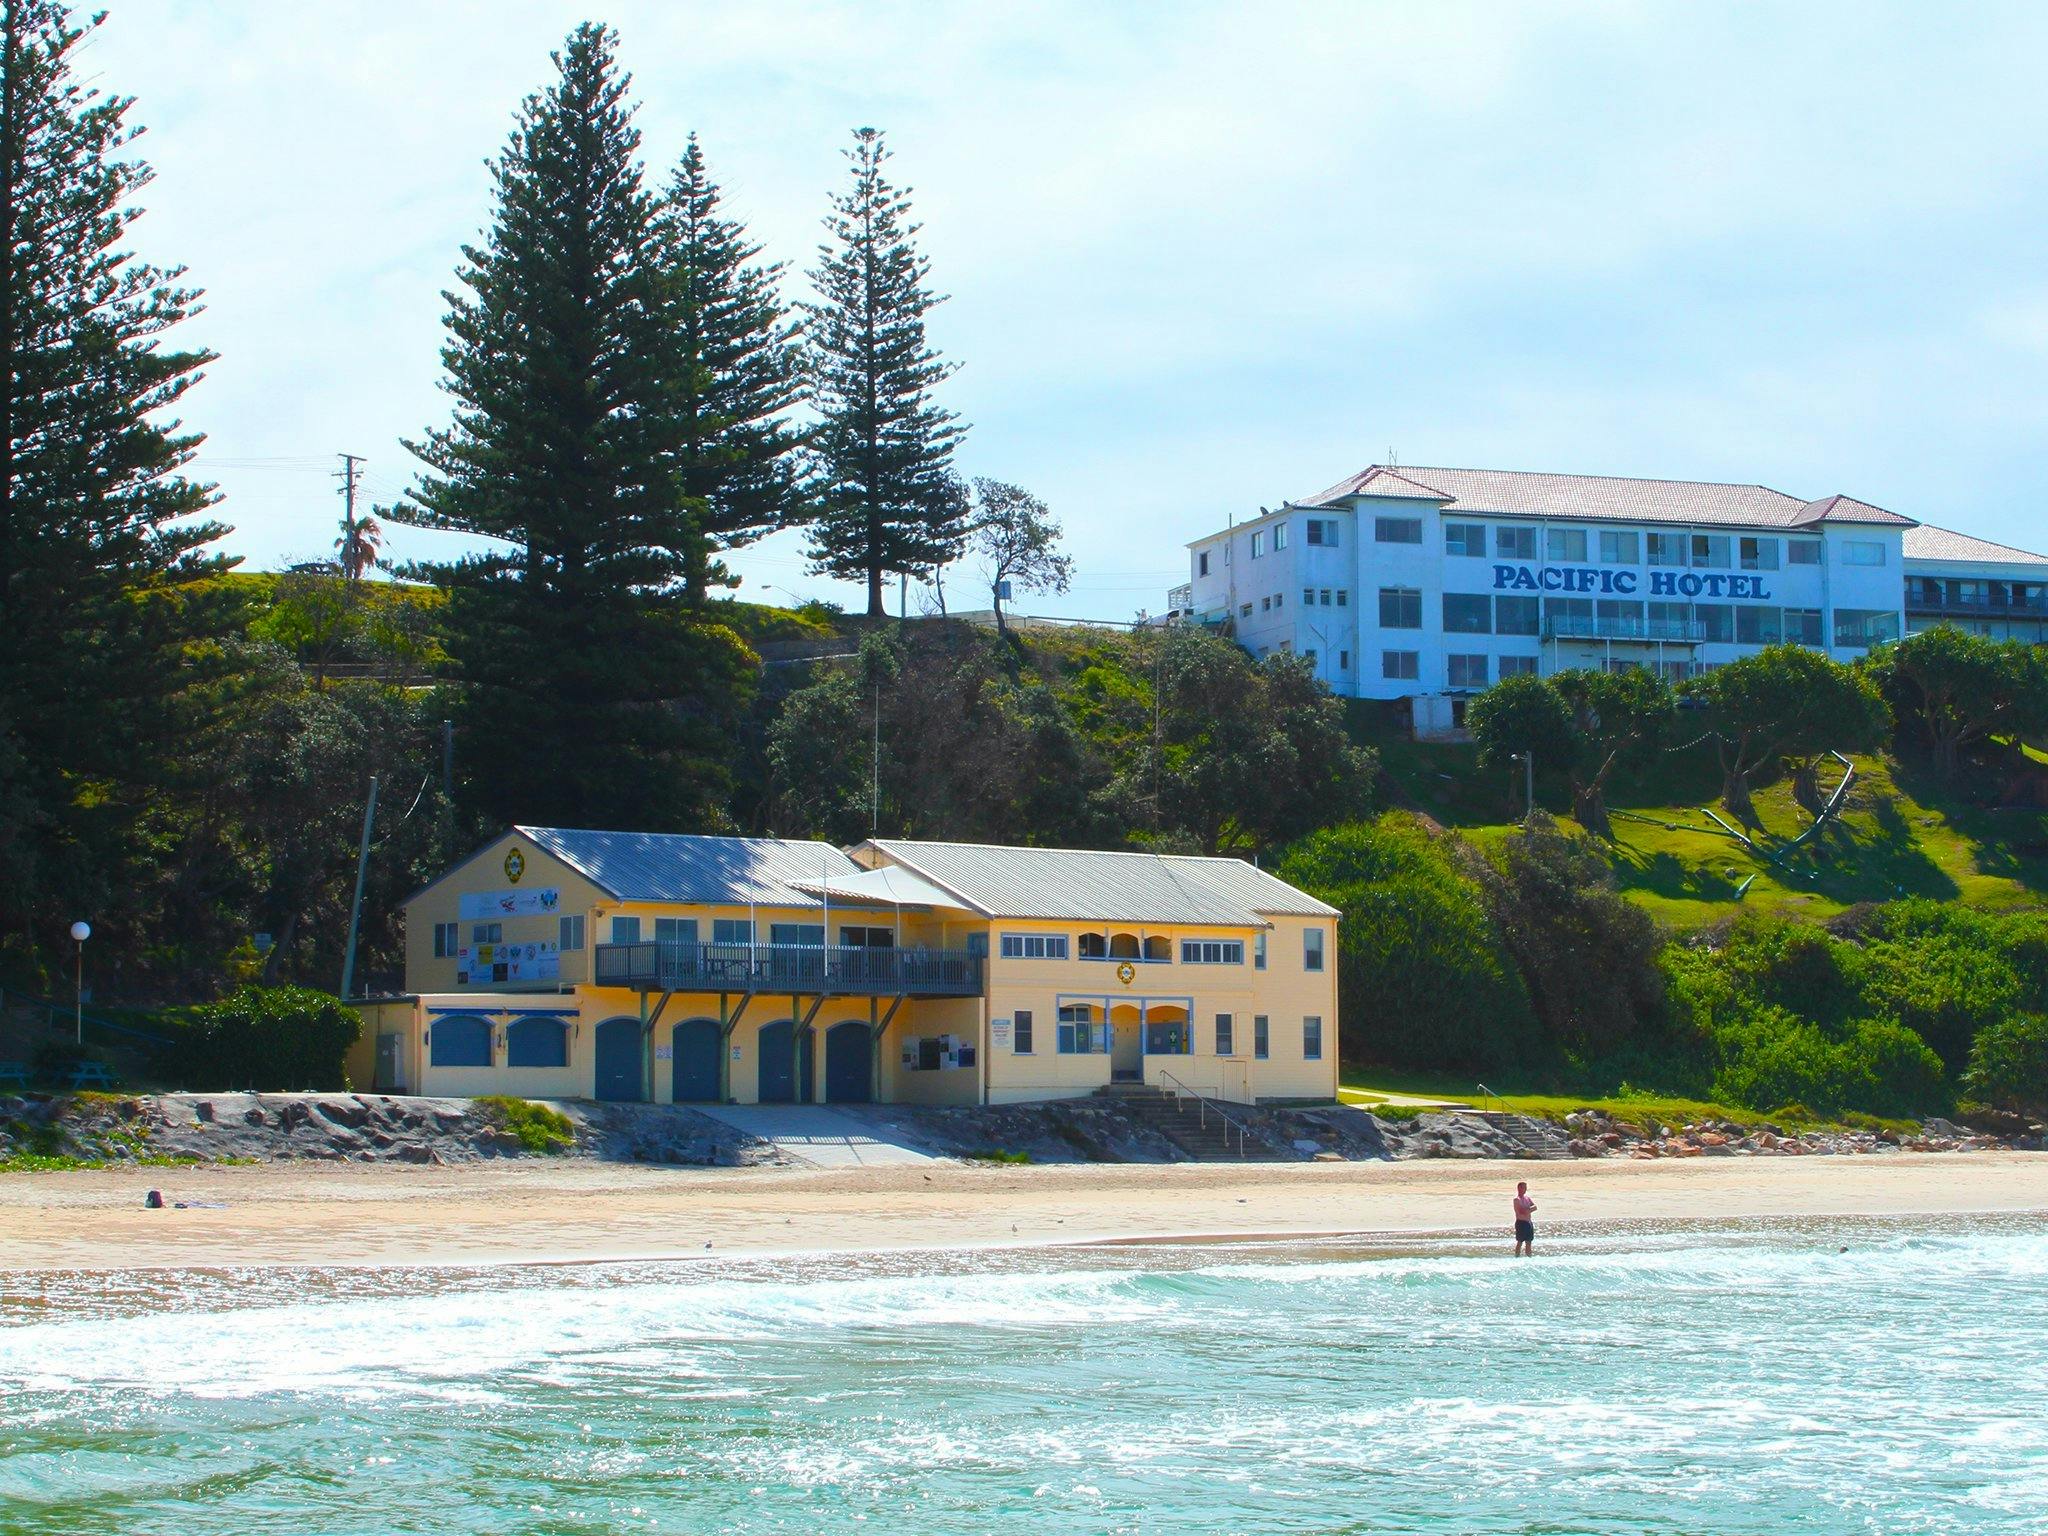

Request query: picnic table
[
  {"left": 65, "top": 1062, "right": 119, "bottom": 1090},
  {"left": 0, "top": 1061, "right": 28, "bottom": 1091}
]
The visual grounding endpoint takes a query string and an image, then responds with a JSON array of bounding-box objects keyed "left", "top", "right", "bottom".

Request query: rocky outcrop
[
  {"left": 1554, "top": 1107, "right": 2030, "bottom": 1159},
  {"left": 1, "top": 1092, "right": 781, "bottom": 1167}
]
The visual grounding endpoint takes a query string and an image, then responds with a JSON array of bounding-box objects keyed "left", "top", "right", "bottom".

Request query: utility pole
[
  {"left": 440, "top": 719, "right": 454, "bottom": 798},
  {"left": 1512, "top": 751, "right": 1535, "bottom": 823},
  {"left": 335, "top": 452, "right": 366, "bottom": 578},
  {"left": 339, "top": 775, "right": 379, "bottom": 1000}
]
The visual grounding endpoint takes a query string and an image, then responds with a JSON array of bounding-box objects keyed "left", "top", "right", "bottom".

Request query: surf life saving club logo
[{"left": 1490, "top": 563, "right": 1772, "bottom": 600}]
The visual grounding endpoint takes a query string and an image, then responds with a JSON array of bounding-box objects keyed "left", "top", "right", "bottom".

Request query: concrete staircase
[
  {"left": 1467, "top": 1110, "right": 1574, "bottom": 1159},
  {"left": 1095, "top": 1083, "right": 1289, "bottom": 1161}
]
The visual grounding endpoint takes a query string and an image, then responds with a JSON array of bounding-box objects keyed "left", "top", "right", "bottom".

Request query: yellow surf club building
[{"left": 352, "top": 828, "right": 1341, "bottom": 1109}]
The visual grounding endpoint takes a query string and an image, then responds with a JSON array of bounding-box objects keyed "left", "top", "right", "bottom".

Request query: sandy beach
[{"left": 1, "top": 1152, "right": 2043, "bottom": 1271}]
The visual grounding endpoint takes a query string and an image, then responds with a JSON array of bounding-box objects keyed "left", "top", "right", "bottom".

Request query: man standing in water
[{"left": 1513, "top": 1181, "right": 1536, "bottom": 1257}]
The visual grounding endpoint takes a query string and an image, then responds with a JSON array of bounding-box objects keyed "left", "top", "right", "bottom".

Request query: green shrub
[
  {"left": 1710, "top": 1006, "right": 1944, "bottom": 1117},
  {"left": 1366, "top": 1102, "right": 1429, "bottom": 1122},
  {"left": 475, "top": 1095, "right": 576, "bottom": 1154},
  {"left": 175, "top": 985, "right": 359, "bottom": 1091},
  {"left": 965, "top": 1147, "right": 1032, "bottom": 1164},
  {"left": 1962, "top": 1014, "right": 2048, "bottom": 1116},
  {"left": 1278, "top": 816, "right": 1539, "bottom": 1072}
]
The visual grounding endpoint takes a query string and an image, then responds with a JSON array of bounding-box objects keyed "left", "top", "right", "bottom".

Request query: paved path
[{"left": 688, "top": 1104, "right": 943, "bottom": 1168}]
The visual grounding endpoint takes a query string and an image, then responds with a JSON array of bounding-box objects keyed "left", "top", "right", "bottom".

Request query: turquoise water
[{"left": 2, "top": 1216, "right": 2045, "bottom": 1534}]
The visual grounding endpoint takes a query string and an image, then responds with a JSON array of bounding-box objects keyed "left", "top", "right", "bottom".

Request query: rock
[
  {"left": 194, "top": 1101, "right": 215, "bottom": 1123},
  {"left": 393, "top": 1143, "right": 439, "bottom": 1164},
  {"left": 1698, "top": 1131, "right": 1729, "bottom": 1146}
]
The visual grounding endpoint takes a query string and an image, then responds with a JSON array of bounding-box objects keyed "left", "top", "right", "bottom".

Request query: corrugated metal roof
[
  {"left": 785, "top": 866, "right": 971, "bottom": 910},
  {"left": 1302, "top": 464, "right": 1919, "bottom": 531},
  {"left": 863, "top": 839, "right": 1339, "bottom": 924},
  {"left": 1903, "top": 524, "right": 2048, "bottom": 567},
  {"left": 515, "top": 826, "right": 862, "bottom": 904}
]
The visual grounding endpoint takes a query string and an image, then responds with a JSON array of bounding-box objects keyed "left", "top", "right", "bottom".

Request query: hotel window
[
  {"left": 1240, "top": 603, "right": 1253, "bottom": 618},
  {"left": 1198, "top": 551, "right": 1210, "bottom": 577},
  {"left": 432, "top": 922, "right": 459, "bottom": 957},
  {"left": 1498, "top": 655, "right": 1538, "bottom": 678},
  {"left": 1690, "top": 534, "right": 1731, "bottom": 569},
  {"left": 471, "top": 921, "right": 503, "bottom": 945},
  {"left": 1057, "top": 1005, "right": 1106, "bottom": 1054},
  {"left": 1696, "top": 603, "right": 1734, "bottom": 642},
  {"left": 1180, "top": 939, "right": 1244, "bottom": 965},
  {"left": 1254, "top": 930, "right": 1267, "bottom": 971},
  {"left": 608, "top": 916, "right": 639, "bottom": 944},
  {"left": 1496, "top": 526, "right": 1536, "bottom": 559},
  {"left": 1787, "top": 540, "right": 1821, "bottom": 566},
  {"left": 1544, "top": 596, "right": 1592, "bottom": 629},
  {"left": 1000, "top": 933, "right": 1068, "bottom": 959},
  {"left": 712, "top": 918, "right": 753, "bottom": 945},
  {"left": 1215, "top": 1013, "right": 1235, "bottom": 1055},
  {"left": 1597, "top": 598, "right": 1645, "bottom": 633},
  {"left": 1735, "top": 606, "right": 1784, "bottom": 645},
  {"left": 1251, "top": 530, "right": 1265, "bottom": 558},
  {"left": 1335, "top": 589, "right": 1348, "bottom": 607},
  {"left": 1378, "top": 587, "right": 1421, "bottom": 629},
  {"left": 559, "top": 915, "right": 584, "bottom": 952},
  {"left": 1375, "top": 516, "right": 1423, "bottom": 544},
  {"left": 1305, "top": 517, "right": 1340, "bottom": 546},
  {"left": 1260, "top": 596, "right": 1270, "bottom": 613},
  {"left": 1338, "top": 650, "right": 1351, "bottom": 671},
  {"left": 1382, "top": 650, "right": 1420, "bottom": 680},
  {"left": 1648, "top": 600, "right": 1690, "bottom": 635},
  {"left": 1599, "top": 530, "right": 1640, "bottom": 564},
  {"left": 1546, "top": 528, "right": 1587, "bottom": 563},
  {"left": 1012, "top": 1009, "right": 1034, "bottom": 1054},
  {"left": 1648, "top": 532, "right": 1688, "bottom": 567},
  {"left": 1274, "top": 592, "right": 1284, "bottom": 609},
  {"left": 1317, "top": 589, "right": 1331, "bottom": 606},
  {"left": 1783, "top": 608, "right": 1823, "bottom": 646},
  {"left": 655, "top": 917, "right": 700, "bottom": 946},
  {"left": 1740, "top": 536, "right": 1780, "bottom": 571},
  {"left": 1833, "top": 609, "right": 1900, "bottom": 648},
  {"left": 1304, "top": 928, "right": 1324, "bottom": 972},
  {"left": 1304, "top": 1016, "right": 1324, "bottom": 1061},
  {"left": 1254, "top": 1015, "right": 1270, "bottom": 1059},
  {"left": 1443, "top": 593, "right": 1492, "bottom": 633},
  {"left": 1273, "top": 523, "right": 1287, "bottom": 551},
  {"left": 769, "top": 922, "right": 824, "bottom": 946},
  {"left": 1447, "top": 654, "right": 1488, "bottom": 687},
  {"left": 1494, "top": 594, "right": 1539, "bottom": 636},
  {"left": 1303, "top": 587, "right": 1315, "bottom": 606},
  {"left": 1843, "top": 541, "right": 1886, "bottom": 567},
  {"left": 1445, "top": 522, "right": 1486, "bottom": 557}
]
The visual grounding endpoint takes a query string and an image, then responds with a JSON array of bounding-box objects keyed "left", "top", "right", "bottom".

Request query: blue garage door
[
  {"left": 594, "top": 1017, "right": 642, "bottom": 1102},
  {"left": 825, "top": 1021, "right": 871, "bottom": 1104},
  {"left": 757, "top": 1021, "right": 796, "bottom": 1103},
  {"left": 672, "top": 1018, "right": 722, "bottom": 1102}
]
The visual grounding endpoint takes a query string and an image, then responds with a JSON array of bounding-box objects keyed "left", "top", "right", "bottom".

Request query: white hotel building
[{"left": 1169, "top": 465, "right": 2048, "bottom": 733}]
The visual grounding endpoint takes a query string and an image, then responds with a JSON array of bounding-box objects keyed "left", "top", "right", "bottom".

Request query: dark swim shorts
[{"left": 1514, "top": 1219, "right": 1535, "bottom": 1243}]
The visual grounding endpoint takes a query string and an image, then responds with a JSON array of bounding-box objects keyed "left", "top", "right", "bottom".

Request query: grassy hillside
[{"left": 1364, "top": 714, "right": 2048, "bottom": 928}]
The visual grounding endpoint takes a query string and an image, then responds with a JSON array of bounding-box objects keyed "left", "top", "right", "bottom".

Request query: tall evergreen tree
[
  {"left": 0, "top": 0, "right": 230, "bottom": 982},
  {"left": 657, "top": 134, "right": 806, "bottom": 601},
  {"left": 398, "top": 22, "right": 751, "bottom": 831},
  {"left": 804, "top": 128, "right": 968, "bottom": 616}
]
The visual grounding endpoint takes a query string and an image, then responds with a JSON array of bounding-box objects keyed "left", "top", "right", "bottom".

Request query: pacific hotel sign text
[{"left": 1490, "top": 563, "right": 1774, "bottom": 601}]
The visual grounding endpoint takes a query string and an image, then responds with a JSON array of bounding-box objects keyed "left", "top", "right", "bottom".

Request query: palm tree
[{"left": 336, "top": 507, "right": 385, "bottom": 582}]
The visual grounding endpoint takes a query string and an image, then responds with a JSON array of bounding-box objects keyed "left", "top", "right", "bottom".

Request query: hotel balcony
[
  {"left": 1540, "top": 616, "right": 1706, "bottom": 644},
  {"left": 1904, "top": 589, "right": 2048, "bottom": 620},
  {"left": 593, "top": 941, "right": 985, "bottom": 998}
]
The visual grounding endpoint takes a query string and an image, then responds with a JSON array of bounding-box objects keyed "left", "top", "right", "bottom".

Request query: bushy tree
[
  {"left": 969, "top": 478, "right": 1072, "bottom": 633},
  {"left": 657, "top": 135, "right": 806, "bottom": 600},
  {"left": 397, "top": 24, "right": 753, "bottom": 829},
  {"left": 1277, "top": 817, "right": 1538, "bottom": 1071},
  {"left": 1687, "top": 643, "right": 1889, "bottom": 819},
  {"left": 1470, "top": 669, "right": 1673, "bottom": 837},
  {"left": 176, "top": 985, "right": 361, "bottom": 1091},
  {"left": 1477, "top": 816, "right": 1666, "bottom": 1053},
  {"left": 804, "top": 129, "right": 968, "bottom": 615},
  {"left": 0, "top": 0, "right": 233, "bottom": 986},
  {"left": 1870, "top": 624, "right": 2048, "bottom": 777}
]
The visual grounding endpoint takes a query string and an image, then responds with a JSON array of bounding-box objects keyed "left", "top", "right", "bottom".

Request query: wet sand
[{"left": 3, "top": 1152, "right": 2045, "bottom": 1271}]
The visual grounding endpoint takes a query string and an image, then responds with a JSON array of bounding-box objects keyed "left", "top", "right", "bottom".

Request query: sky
[{"left": 82, "top": 0, "right": 2048, "bottom": 620}]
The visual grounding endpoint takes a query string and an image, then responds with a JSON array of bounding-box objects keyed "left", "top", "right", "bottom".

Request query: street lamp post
[
  {"left": 1510, "top": 752, "right": 1535, "bottom": 823},
  {"left": 69, "top": 921, "right": 91, "bottom": 1045}
]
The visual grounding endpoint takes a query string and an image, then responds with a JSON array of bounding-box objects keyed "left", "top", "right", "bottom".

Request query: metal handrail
[
  {"left": 1476, "top": 1081, "right": 1505, "bottom": 1115},
  {"left": 1155, "top": 1069, "right": 1257, "bottom": 1157}
]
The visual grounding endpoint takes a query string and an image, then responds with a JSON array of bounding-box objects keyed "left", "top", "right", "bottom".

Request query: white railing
[{"left": 1155, "top": 1069, "right": 1258, "bottom": 1156}]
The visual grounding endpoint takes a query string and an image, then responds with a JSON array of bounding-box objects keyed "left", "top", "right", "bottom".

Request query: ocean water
[{"left": 2, "top": 1216, "right": 2045, "bottom": 1534}]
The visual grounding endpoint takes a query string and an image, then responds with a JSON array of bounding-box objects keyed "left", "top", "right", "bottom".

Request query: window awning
[{"left": 784, "top": 865, "right": 972, "bottom": 911}]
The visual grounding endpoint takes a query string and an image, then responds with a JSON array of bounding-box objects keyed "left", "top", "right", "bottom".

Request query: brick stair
[
  {"left": 1467, "top": 1109, "right": 1574, "bottom": 1159},
  {"left": 1094, "top": 1083, "right": 1290, "bottom": 1161}
]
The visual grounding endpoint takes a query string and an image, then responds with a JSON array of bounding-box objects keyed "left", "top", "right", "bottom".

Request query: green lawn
[
  {"left": 1365, "top": 715, "right": 2048, "bottom": 929},
  {"left": 1336, "top": 1072, "right": 1911, "bottom": 1134}
]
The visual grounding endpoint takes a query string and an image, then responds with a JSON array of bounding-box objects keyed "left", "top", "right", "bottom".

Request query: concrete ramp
[{"left": 689, "top": 1104, "right": 944, "bottom": 1168}]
